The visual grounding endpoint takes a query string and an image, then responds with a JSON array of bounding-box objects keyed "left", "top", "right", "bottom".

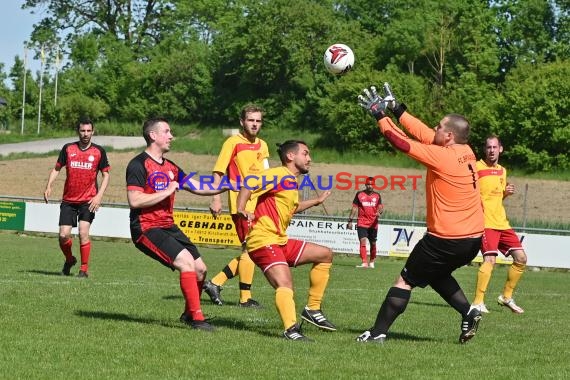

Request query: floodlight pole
[
  {"left": 37, "top": 45, "right": 44, "bottom": 135},
  {"left": 54, "top": 45, "right": 59, "bottom": 106},
  {"left": 20, "top": 47, "right": 27, "bottom": 135}
]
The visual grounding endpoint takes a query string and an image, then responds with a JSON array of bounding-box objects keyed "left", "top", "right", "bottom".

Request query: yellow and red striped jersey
[
  {"left": 476, "top": 159, "right": 510, "bottom": 230},
  {"left": 245, "top": 166, "right": 299, "bottom": 252},
  {"left": 213, "top": 133, "right": 269, "bottom": 214}
]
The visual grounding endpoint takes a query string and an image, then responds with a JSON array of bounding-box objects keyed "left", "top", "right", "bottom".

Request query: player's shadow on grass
[
  {"left": 345, "top": 327, "right": 435, "bottom": 342},
  {"left": 74, "top": 310, "right": 251, "bottom": 331},
  {"left": 162, "top": 294, "right": 242, "bottom": 307},
  {"left": 21, "top": 269, "right": 66, "bottom": 277},
  {"left": 75, "top": 310, "right": 184, "bottom": 329}
]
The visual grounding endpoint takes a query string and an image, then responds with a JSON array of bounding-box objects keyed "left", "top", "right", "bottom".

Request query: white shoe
[
  {"left": 356, "top": 263, "right": 369, "bottom": 268},
  {"left": 471, "top": 303, "right": 490, "bottom": 313},
  {"left": 369, "top": 262, "right": 375, "bottom": 269},
  {"left": 497, "top": 295, "right": 524, "bottom": 314}
]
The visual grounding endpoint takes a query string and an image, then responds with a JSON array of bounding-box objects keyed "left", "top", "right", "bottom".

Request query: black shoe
[
  {"left": 238, "top": 299, "right": 262, "bottom": 308},
  {"left": 202, "top": 280, "right": 223, "bottom": 305},
  {"left": 77, "top": 270, "right": 88, "bottom": 278},
  {"left": 300, "top": 306, "right": 337, "bottom": 331},
  {"left": 61, "top": 256, "right": 77, "bottom": 276},
  {"left": 356, "top": 330, "right": 386, "bottom": 344},
  {"left": 459, "top": 307, "right": 482, "bottom": 343},
  {"left": 179, "top": 313, "right": 215, "bottom": 332},
  {"left": 283, "top": 324, "right": 312, "bottom": 341}
]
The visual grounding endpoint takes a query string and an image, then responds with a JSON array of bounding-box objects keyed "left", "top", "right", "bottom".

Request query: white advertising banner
[{"left": 19, "top": 203, "right": 570, "bottom": 269}]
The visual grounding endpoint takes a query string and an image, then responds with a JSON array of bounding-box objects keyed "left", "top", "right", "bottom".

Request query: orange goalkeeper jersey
[
  {"left": 244, "top": 166, "right": 299, "bottom": 252},
  {"left": 378, "top": 112, "right": 484, "bottom": 238},
  {"left": 476, "top": 159, "right": 511, "bottom": 230},
  {"left": 213, "top": 133, "right": 269, "bottom": 214}
]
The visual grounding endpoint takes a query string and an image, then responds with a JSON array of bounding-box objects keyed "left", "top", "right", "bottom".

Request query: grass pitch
[{"left": 0, "top": 231, "right": 568, "bottom": 379}]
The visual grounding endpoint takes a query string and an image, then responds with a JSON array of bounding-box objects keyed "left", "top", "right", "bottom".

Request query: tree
[{"left": 493, "top": 60, "right": 570, "bottom": 171}]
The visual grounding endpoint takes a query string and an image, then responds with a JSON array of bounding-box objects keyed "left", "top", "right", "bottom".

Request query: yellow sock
[
  {"left": 503, "top": 262, "right": 526, "bottom": 299},
  {"left": 211, "top": 257, "right": 239, "bottom": 286},
  {"left": 306, "top": 263, "right": 332, "bottom": 310},
  {"left": 275, "top": 287, "right": 296, "bottom": 330},
  {"left": 473, "top": 261, "right": 494, "bottom": 304},
  {"left": 238, "top": 251, "right": 255, "bottom": 302}
]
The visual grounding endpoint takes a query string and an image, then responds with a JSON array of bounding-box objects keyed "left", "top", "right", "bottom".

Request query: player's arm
[
  {"left": 88, "top": 170, "right": 110, "bottom": 212},
  {"left": 295, "top": 191, "right": 332, "bottom": 214},
  {"left": 43, "top": 168, "right": 61, "bottom": 203},
  {"left": 180, "top": 175, "right": 228, "bottom": 196},
  {"left": 236, "top": 187, "right": 254, "bottom": 221},
  {"left": 126, "top": 159, "right": 179, "bottom": 209},
  {"left": 127, "top": 181, "right": 179, "bottom": 209},
  {"left": 44, "top": 147, "right": 68, "bottom": 203},
  {"left": 347, "top": 204, "right": 358, "bottom": 230},
  {"left": 398, "top": 112, "right": 436, "bottom": 144},
  {"left": 378, "top": 117, "right": 450, "bottom": 169},
  {"left": 503, "top": 182, "right": 515, "bottom": 199},
  {"left": 209, "top": 171, "right": 225, "bottom": 217}
]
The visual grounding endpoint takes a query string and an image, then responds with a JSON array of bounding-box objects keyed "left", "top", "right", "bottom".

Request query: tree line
[{"left": 0, "top": 0, "right": 569, "bottom": 172}]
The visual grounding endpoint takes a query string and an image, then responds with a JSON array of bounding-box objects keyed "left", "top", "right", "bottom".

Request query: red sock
[
  {"left": 370, "top": 243, "right": 377, "bottom": 262},
  {"left": 59, "top": 238, "right": 73, "bottom": 261},
  {"left": 80, "top": 241, "right": 91, "bottom": 272},
  {"left": 359, "top": 243, "right": 367, "bottom": 263},
  {"left": 180, "top": 272, "right": 205, "bottom": 321}
]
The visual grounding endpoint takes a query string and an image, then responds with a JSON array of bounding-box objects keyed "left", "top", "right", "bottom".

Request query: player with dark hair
[
  {"left": 204, "top": 104, "right": 269, "bottom": 307},
  {"left": 44, "top": 118, "right": 110, "bottom": 278},
  {"left": 356, "top": 84, "right": 484, "bottom": 344},
  {"left": 126, "top": 118, "right": 228, "bottom": 331},
  {"left": 347, "top": 177, "right": 384, "bottom": 268},
  {"left": 471, "top": 135, "right": 527, "bottom": 314},
  {"left": 236, "top": 140, "right": 336, "bottom": 341}
]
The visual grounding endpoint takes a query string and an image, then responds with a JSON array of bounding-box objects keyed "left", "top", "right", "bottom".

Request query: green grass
[{"left": 1, "top": 231, "right": 568, "bottom": 379}]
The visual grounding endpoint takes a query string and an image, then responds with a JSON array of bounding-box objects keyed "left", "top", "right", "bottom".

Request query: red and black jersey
[
  {"left": 55, "top": 142, "right": 110, "bottom": 203},
  {"left": 126, "top": 152, "right": 185, "bottom": 236},
  {"left": 352, "top": 190, "right": 382, "bottom": 228}
]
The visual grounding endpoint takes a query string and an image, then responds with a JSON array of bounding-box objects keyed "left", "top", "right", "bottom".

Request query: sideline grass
[{"left": 0, "top": 231, "right": 569, "bottom": 379}]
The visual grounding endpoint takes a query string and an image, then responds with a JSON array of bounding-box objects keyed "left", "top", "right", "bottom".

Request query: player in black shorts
[
  {"left": 126, "top": 118, "right": 228, "bottom": 331},
  {"left": 44, "top": 118, "right": 110, "bottom": 278}
]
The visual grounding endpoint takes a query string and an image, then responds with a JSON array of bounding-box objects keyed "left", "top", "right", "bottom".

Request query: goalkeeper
[{"left": 356, "top": 84, "right": 484, "bottom": 344}]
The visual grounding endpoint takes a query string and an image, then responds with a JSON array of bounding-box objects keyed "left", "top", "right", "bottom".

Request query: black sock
[
  {"left": 430, "top": 275, "right": 470, "bottom": 316},
  {"left": 370, "top": 287, "right": 411, "bottom": 336}
]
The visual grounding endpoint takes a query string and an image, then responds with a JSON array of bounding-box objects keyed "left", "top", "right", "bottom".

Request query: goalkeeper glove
[
  {"left": 382, "top": 82, "right": 407, "bottom": 119},
  {"left": 358, "top": 86, "right": 388, "bottom": 120}
]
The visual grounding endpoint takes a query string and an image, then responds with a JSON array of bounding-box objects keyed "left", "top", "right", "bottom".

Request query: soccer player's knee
[
  {"left": 513, "top": 250, "right": 527, "bottom": 264},
  {"left": 323, "top": 246, "right": 333, "bottom": 262}
]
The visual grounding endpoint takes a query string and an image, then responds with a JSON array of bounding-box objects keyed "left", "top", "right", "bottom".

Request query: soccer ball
[{"left": 323, "top": 44, "right": 355, "bottom": 75}]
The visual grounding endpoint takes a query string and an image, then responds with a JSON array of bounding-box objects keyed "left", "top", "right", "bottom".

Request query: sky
[{"left": 0, "top": 1, "right": 44, "bottom": 83}]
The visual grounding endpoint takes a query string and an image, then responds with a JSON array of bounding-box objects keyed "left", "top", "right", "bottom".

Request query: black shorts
[
  {"left": 59, "top": 202, "right": 95, "bottom": 227},
  {"left": 357, "top": 226, "right": 378, "bottom": 242},
  {"left": 401, "top": 233, "right": 481, "bottom": 288},
  {"left": 133, "top": 225, "right": 200, "bottom": 270}
]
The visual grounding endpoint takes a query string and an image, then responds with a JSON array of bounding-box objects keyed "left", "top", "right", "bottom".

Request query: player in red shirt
[
  {"left": 44, "top": 119, "right": 110, "bottom": 278},
  {"left": 347, "top": 177, "right": 384, "bottom": 268},
  {"left": 126, "top": 118, "right": 228, "bottom": 331},
  {"left": 356, "top": 84, "right": 484, "bottom": 344}
]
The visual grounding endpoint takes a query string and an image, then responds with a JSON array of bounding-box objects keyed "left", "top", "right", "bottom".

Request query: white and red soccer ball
[{"left": 323, "top": 44, "right": 355, "bottom": 75}]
